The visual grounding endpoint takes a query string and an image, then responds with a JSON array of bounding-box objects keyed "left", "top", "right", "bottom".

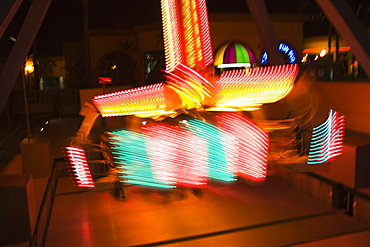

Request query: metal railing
[
  {"left": 29, "top": 158, "right": 66, "bottom": 247},
  {"left": 10, "top": 89, "right": 81, "bottom": 116}
]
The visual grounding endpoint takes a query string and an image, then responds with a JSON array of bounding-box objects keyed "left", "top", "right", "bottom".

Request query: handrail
[{"left": 28, "top": 157, "right": 66, "bottom": 247}]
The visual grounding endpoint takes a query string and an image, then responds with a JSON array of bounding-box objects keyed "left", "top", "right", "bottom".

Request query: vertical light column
[
  {"left": 161, "top": 0, "right": 183, "bottom": 72},
  {"left": 161, "top": 0, "right": 213, "bottom": 72}
]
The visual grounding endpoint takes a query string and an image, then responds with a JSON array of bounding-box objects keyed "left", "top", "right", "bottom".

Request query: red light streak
[
  {"left": 98, "top": 77, "right": 112, "bottom": 84},
  {"left": 64, "top": 147, "right": 95, "bottom": 188},
  {"left": 329, "top": 110, "right": 345, "bottom": 160}
]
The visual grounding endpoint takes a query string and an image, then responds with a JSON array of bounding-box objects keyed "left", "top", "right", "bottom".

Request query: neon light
[
  {"left": 109, "top": 124, "right": 208, "bottom": 188},
  {"left": 161, "top": 0, "right": 182, "bottom": 72},
  {"left": 64, "top": 147, "right": 95, "bottom": 188},
  {"left": 216, "top": 114, "right": 268, "bottom": 182},
  {"left": 196, "top": 0, "right": 213, "bottom": 68},
  {"left": 261, "top": 42, "right": 297, "bottom": 64},
  {"left": 107, "top": 115, "right": 269, "bottom": 188},
  {"left": 109, "top": 130, "right": 174, "bottom": 188},
  {"left": 308, "top": 109, "right": 345, "bottom": 165},
  {"left": 143, "top": 123, "right": 208, "bottom": 187},
  {"left": 183, "top": 119, "right": 236, "bottom": 182},
  {"left": 92, "top": 83, "right": 170, "bottom": 117},
  {"left": 213, "top": 64, "right": 299, "bottom": 110},
  {"left": 161, "top": 0, "right": 213, "bottom": 71},
  {"left": 302, "top": 47, "right": 351, "bottom": 54}
]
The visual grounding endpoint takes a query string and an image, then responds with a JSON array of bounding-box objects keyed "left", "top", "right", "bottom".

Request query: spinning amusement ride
[{"left": 64, "top": 0, "right": 345, "bottom": 190}]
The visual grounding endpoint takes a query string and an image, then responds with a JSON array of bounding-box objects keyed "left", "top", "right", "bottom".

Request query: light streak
[
  {"left": 109, "top": 129, "right": 174, "bottom": 188},
  {"left": 161, "top": 0, "right": 213, "bottom": 72},
  {"left": 92, "top": 83, "right": 168, "bottom": 117},
  {"left": 64, "top": 147, "right": 95, "bottom": 188},
  {"left": 308, "top": 109, "right": 345, "bottom": 165},
  {"left": 216, "top": 113, "right": 269, "bottom": 182},
  {"left": 183, "top": 119, "right": 236, "bottom": 182},
  {"left": 213, "top": 64, "right": 299, "bottom": 110}
]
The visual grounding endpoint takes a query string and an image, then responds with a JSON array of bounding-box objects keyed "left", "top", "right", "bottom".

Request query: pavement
[{"left": 2, "top": 116, "right": 370, "bottom": 247}]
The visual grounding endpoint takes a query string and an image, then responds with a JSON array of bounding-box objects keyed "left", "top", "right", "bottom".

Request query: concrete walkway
[{"left": 3, "top": 116, "right": 370, "bottom": 246}]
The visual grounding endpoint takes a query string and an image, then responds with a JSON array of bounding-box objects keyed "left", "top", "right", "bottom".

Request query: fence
[{"left": 10, "top": 89, "right": 81, "bottom": 116}]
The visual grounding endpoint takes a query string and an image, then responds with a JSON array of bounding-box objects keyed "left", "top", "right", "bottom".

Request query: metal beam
[
  {"left": 0, "top": 0, "right": 23, "bottom": 39},
  {"left": 245, "top": 0, "right": 285, "bottom": 65},
  {"left": 0, "top": 0, "right": 52, "bottom": 114},
  {"left": 315, "top": 0, "right": 370, "bottom": 78}
]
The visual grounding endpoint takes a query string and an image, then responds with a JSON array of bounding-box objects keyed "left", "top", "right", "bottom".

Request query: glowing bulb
[{"left": 320, "top": 49, "right": 327, "bottom": 57}]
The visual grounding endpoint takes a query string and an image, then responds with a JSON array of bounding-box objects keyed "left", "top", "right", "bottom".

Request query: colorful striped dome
[{"left": 214, "top": 42, "right": 257, "bottom": 67}]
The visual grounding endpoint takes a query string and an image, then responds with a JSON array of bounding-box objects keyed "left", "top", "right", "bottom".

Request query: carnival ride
[{"left": 64, "top": 0, "right": 345, "bottom": 191}]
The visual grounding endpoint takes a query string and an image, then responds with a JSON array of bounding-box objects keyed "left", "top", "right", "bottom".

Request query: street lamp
[{"left": 22, "top": 58, "right": 34, "bottom": 139}]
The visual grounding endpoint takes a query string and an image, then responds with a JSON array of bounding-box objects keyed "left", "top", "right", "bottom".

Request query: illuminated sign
[{"left": 261, "top": 42, "right": 297, "bottom": 64}]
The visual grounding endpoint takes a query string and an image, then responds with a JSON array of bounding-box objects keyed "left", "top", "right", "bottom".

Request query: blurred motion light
[
  {"left": 24, "top": 59, "right": 34, "bottom": 74},
  {"left": 320, "top": 49, "right": 327, "bottom": 57},
  {"left": 216, "top": 114, "right": 269, "bottom": 182},
  {"left": 161, "top": 0, "right": 213, "bottom": 72},
  {"left": 98, "top": 77, "right": 112, "bottom": 84},
  {"left": 93, "top": 83, "right": 172, "bottom": 117},
  {"left": 183, "top": 119, "right": 236, "bottom": 182},
  {"left": 109, "top": 130, "right": 174, "bottom": 188},
  {"left": 64, "top": 147, "right": 95, "bottom": 188},
  {"left": 211, "top": 64, "right": 299, "bottom": 111},
  {"left": 164, "top": 63, "right": 213, "bottom": 109},
  {"left": 308, "top": 109, "right": 345, "bottom": 165},
  {"left": 143, "top": 123, "right": 208, "bottom": 187}
]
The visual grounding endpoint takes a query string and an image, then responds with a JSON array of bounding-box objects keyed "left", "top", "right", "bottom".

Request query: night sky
[
  {"left": 35, "top": 0, "right": 318, "bottom": 56},
  {"left": 1, "top": 0, "right": 369, "bottom": 57}
]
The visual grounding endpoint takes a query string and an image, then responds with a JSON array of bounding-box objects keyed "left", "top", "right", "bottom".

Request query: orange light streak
[
  {"left": 302, "top": 46, "right": 350, "bottom": 54},
  {"left": 161, "top": 0, "right": 213, "bottom": 72},
  {"left": 92, "top": 83, "right": 169, "bottom": 117},
  {"left": 161, "top": 0, "right": 183, "bottom": 72},
  {"left": 165, "top": 63, "right": 212, "bottom": 109}
]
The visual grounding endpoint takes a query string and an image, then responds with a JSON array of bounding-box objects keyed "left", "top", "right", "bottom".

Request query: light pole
[{"left": 23, "top": 58, "right": 34, "bottom": 140}]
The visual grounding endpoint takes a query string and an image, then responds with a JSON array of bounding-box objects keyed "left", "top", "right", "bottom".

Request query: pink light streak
[
  {"left": 143, "top": 123, "right": 208, "bottom": 187},
  {"left": 216, "top": 113, "right": 269, "bottom": 182}
]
